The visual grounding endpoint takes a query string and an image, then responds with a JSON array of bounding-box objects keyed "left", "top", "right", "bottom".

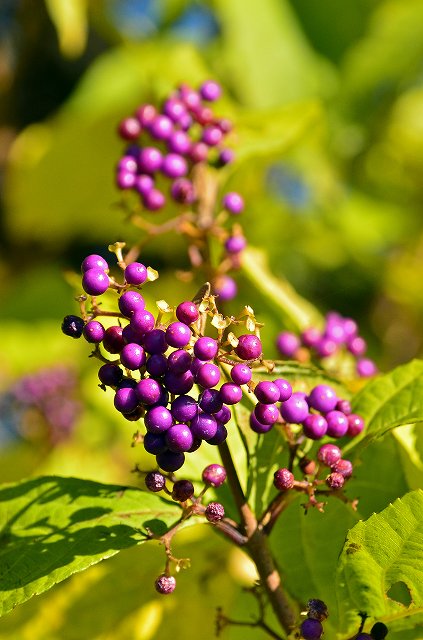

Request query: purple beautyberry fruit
[
  {"left": 325, "top": 410, "right": 349, "bottom": 438},
  {"left": 156, "top": 450, "right": 185, "bottom": 472},
  {"left": 254, "top": 403, "right": 279, "bottom": 425},
  {"left": 317, "top": 443, "right": 342, "bottom": 467},
  {"left": 136, "top": 104, "right": 156, "bottom": 126},
  {"left": 218, "top": 148, "right": 234, "bottom": 166},
  {"left": 254, "top": 381, "right": 280, "bottom": 404},
  {"left": 143, "top": 329, "right": 168, "bottom": 354},
  {"left": 273, "top": 378, "right": 293, "bottom": 402},
  {"left": 347, "top": 336, "right": 367, "bottom": 357},
  {"left": 98, "top": 363, "right": 123, "bottom": 387},
  {"left": 190, "top": 413, "right": 217, "bottom": 440},
  {"left": 273, "top": 468, "right": 294, "bottom": 490},
  {"left": 155, "top": 574, "right": 176, "bottom": 595},
  {"left": 280, "top": 392, "right": 309, "bottom": 424},
  {"left": 202, "top": 126, "right": 223, "bottom": 146},
  {"left": 326, "top": 471, "right": 345, "bottom": 490},
  {"left": 172, "top": 479, "right": 194, "bottom": 502},
  {"left": 143, "top": 432, "right": 167, "bottom": 455},
  {"left": 136, "top": 378, "right": 162, "bottom": 405},
  {"left": 138, "top": 147, "right": 163, "bottom": 173},
  {"left": 306, "top": 599, "right": 328, "bottom": 621},
  {"left": 120, "top": 343, "right": 146, "bottom": 370},
  {"left": 118, "top": 290, "right": 145, "bottom": 318},
  {"left": 170, "top": 178, "right": 196, "bottom": 204},
  {"left": 223, "top": 192, "right": 244, "bottom": 215},
  {"left": 165, "top": 322, "right": 191, "bottom": 348},
  {"left": 82, "top": 268, "right": 109, "bottom": 296},
  {"left": 81, "top": 254, "right": 109, "bottom": 273},
  {"left": 114, "top": 387, "right": 139, "bottom": 414},
  {"left": 196, "top": 364, "right": 221, "bottom": 389},
  {"left": 144, "top": 406, "right": 173, "bottom": 433},
  {"left": 176, "top": 301, "right": 199, "bottom": 325},
  {"left": 276, "top": 331, "right": 300, "bottom": 358},
  {"left": 230, "top": 363, "right": 252, "bottom": 385},
  {"left": 194, "top": 336, "right": 219, "bottom": 361},
  {"left": 235, "top": 334, "right": 262, "bottom": 361},
  {"left": 124, "top": 262, "right": 148, "bottom": 286},
  {"left": 302, "top": 414, "right": 328, "bottom": 440},
  {"left": 118, "top": 116, "right": 141, "bottom": 140},
  {"left": 146, "top": 353, "right": 168, "bottom": 377},
  {"left": 171, "top": 395, "right": 198, "bottom": 422},
  {"left": 249, "top": 412, "right": 273, "bottom": 433},
  {"left": 336, "top": 399, "right": 352, "bottom": 415},
  {"left": 356, "top": 358, "right": 377, "bottom": 377},
  {"left": 205, "top": 501, "right": 225, "bottom": 523},
  {"left": 131, "top": 310, "right": 156, "bottom": 335},
  {"left": 161, "top": 153, "right": 188, "bottom": 179},
  {"left": 225, "top": 235, "right": 247, "bottom": 254},
  {"left": 61, "top": 315, "right": 85, "bottom": 338},
  {"left": 145, "top": 471, "right": 166, "bottom": 492},
  {"left": 219, "top": 383, "right": 242, "bottom": 405},
  {"left": 214, "top": 405, "right": 231, "bottom": 424},
  {"left": 308, "top": 384, "right": 338, "bottom": 413},
  {"left": 103, "top": 326, "right": 125, "bottom": 354},
  {"left": 301, "top": 326, "right": 321, "bottom": 348},
  {"left": 300, "top": 618, "right": 323, "bottom": 640},
  {"left": 200, "top": 80, "right": 221, "bottom": 102},
  {"left": 163, "top": 370, "right": 194, "bottom": 395},
  {"left": 207, "top": 421, "right": 228, "bottom": 445},
  {"left": 332, "top": 459, "right": 353, "bottom": 478},
  {"left": 83, "top": 320, "right": 105, "bottom": 343},
  {"left": 168, "top": 349, "right": 192, "bottom": 374},
  {"left": 116, "top": 170, "right": 136, "bottom": 189},
  {"left": 143, "top": 188, "right": 166, "bottom": 211},
  {"left": 213, "top": 275, "right": 237, "bottom": 301},
  {"left": 189, "top": 142, "right": 208, "bottom": 163},
  {"left": 166, "top": 424, "right": 194, "bottom": 452},
  {"left": 149, "top": 114, "right": 173, "bottom": 140},
  {"left": 202, "top": 464, "right": 227, "bottom": 487}
]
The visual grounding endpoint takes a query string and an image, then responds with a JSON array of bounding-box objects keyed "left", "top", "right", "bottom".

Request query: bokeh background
[{"left": 0, "top": 1, "right": 423, "bottom": 638}]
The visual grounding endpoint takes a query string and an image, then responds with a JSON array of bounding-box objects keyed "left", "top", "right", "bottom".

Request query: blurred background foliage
[{"left": 0, "top": 0, "right": 423, "bottom": 638}]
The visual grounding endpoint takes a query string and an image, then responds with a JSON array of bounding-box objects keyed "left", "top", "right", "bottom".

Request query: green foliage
[
  {"left": 0, "top": 476, "right": 188, "bottom": 616},
  {"left": 336, "top": 490, "right": 423, "bottom": 636}
]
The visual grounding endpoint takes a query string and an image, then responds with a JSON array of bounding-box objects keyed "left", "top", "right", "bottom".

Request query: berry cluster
[
  {"left": 265, "top": 384, "right": 364, "bottom": 504},
  {"left": 62, "top": 249, "right": 265, "bottom": 473},
  {"left": 116, "top": 80, "right": 238, "bottom": 211},
  {"left": 299, "top": 598, "right": 328, "bottom": 639},
  {"left": 276, "top": 311, "right": 377, "bottom": 378}
]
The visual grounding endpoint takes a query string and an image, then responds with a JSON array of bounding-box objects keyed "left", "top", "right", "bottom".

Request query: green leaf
[
  {"left": 0, "top": 476, "right": 186, "bottom": 616},
  {"left": 241, "top": 247, "right": 323, "bottom": 332},
  {"left": 344, "top": 359, "right": 423, "bottom": 455},
  {"left": 336, "top": 489, "right": 423, "bottom": 635}
]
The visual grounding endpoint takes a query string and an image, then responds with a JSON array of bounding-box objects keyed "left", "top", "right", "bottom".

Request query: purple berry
[
  {"left": 316, "top": 337, "right": 338, "bottom": 358},
  {"left": 196, "top": 363, "right": 221, "bottom": 389},
  {"left": 114, "top": 387, "right": 139, "bottom": 414},
  {"left": 308, "top": 384, "right": 338, "bottom": 413},
  {"left": 163, "top": 370, "right": 194, "bottom": 395},
  {"left": 149, "top": 114, "right": 173, "bottom": 140},
  {"left": 124, "top": 262, "right": 148, "bottom": 285},
  {"left": 81, "top": 254, "right": 109, "bottom": 273},
  {"left": 347, "top": 413, "right": 365, "bottom": 437},
  {"left": 276, "top": 331, "right": 300, "bottom": 358},
  {"left": 273, "top": 468, "right": 295, "bottom": 490},
  {"left": 202, "top": 463, "right": 227, "bottom": 487},
  {"left": 301, "top": 327, "right": 322, "bottom": 348},
  {"left": 82, "top": 268, "right": 109, "bottom": 296},
  {"left": 205, "top": 501, "right": 225, "bottom": 523},
  {"left": 131, "top": 310, "right": 155, "bottom": 335},
  {"left": 143, "top": 188, "right": 166, "bottom": 211},
  {"left": 156, "top": 450, "right": 185, "bottom": 472},
  {"left": 225, "top": 235, "right": 247, "bottom": 254},
  {"left": 254, "top": 403, "right": 279, "bottom": 425},
  {"left": 206, "top": 421, "right": 228, "bottom": 445},
  {"left": 122, "top": 324, "right": 142, "bottom": 344},
  {"left": 202, "top": 126, "right": 223, "bottom": 146},
  {"left": 200, "top": 80, "right": 221, "bottom": 102},
  {"left": 332, "top": 459, "right": 353, "bottom": 477},
  {"left": 146, "top": 354, "right": 168, "bottom": 377},
  {"left": 235, "top": 334, "right": 262, "bottom": 361},
  {"left": 155, "top": 574, "right": 176, "bottom": 595},
  {"left": 214, "top": 405, "right": 231, "bottom": 424},
  {"left": 219, "top": 383, "right": 242, "bottom": 405},
  {"left": 171, "top": 395, "right": 198, "bottom": 422},
  {"left": 136, "top": 104, "right": 156, "bottom": 127},
  {"left": 189, "top": 142, "right": 208, "bottom": 163},
  {"left": 170, "top": 178, "right": 196, "bottom": 204},
  {"left": 325, "top": 410, "right": 349, "bottom": 438},
  {"left": 165, "top": 322, "right": 191, "bottom": 348},
  {"left": 120, "top": 343, "right": 146, "bottom": 370},
  {"left": 135, "top": 174, "right": 154, "bottom": 196},
  {"left": 230, "top": 363, "right": 252, "bottom": 385},
  {"left": 317, "top": 443, "right": 342, "bottom": 467},
  {"left": 176, "top": 301, "right": 199, "bottom": 325},
  {"left": 144, "top": 406, "right": 173, "bottom": 433},
  {"left": 280, "top": 392, "right": 309, "bottom": 424},
  {"left": 254, "top": 381, "right": 280, "bottom": 404},
  {"left": 218, "top": 148, "right": 234, "bottom": 166},
  {"left": 347, "top": 336, "right": 367, "bottom": 357},
  {"left": 167, "top": 130, "right": 191, "bottom": 154},
  {"left": 326, "top": 471, "right": 345, "bottom": 490},
  {"left": 138, "top": 147, "right": 163, "bottom": 174},
  {"left": 166, "top": 423, "right": 194, "bottom": 452},
  {"left": 98, "top": 363, "right": 123, "bottom": 386},
  {"left": 249, "top": 412, "right": 273, "bottom": 433},
  {"left": 143, "top": 329, "right": 168, "bottom": 354},
  {"left": 302, "top": 414, "right": 328, "bottom": 440},
  {"left": 163, "top": 98, "right": 187, "bottom": 123},
  {"left": 118, "top": 290, "right": 145, "bottom": 318},
  {"left": 223, "top": 192, "right": 244, "bottom": 215},
  {"left": 306, "top": 599, "right": 328, "bottom": 621},
  {"left": 103, "top": 326, "right": 125, "bottom": 353},
  {"left": 355, "top": 635, "right": 372, "bottom": 640},
  {"left": 194, "top": 336, "right": 219, "bottom": 361},
  {"left": 300, "top": 618, "right": 323, "bottom": 640},
  {"left": 168, "top": 349, "right": 192, "bottom": 374},
  {"left": 190, "top": 413, "right": 217, "bottom": 440},
  {"left": 178, "top": 84, "right": 201, "bottom": 110},
  {"left": 61, "top": 315, "right": 85, "bottom": 338},
  {"left": 273, "top": 378, "right": 293, "bottom": 402},
  {"left": 161, "top": 153, "right": 188, "bottom": 178},
  {"left": 143, "top": 432, "right": 167, "bottom": 455},
  {"left": 213, "top": 275, "right": 237, "bottom": 301},
  {"left": 136, "top": 378, "right": 162, "bottom": 405},
  {"left": 118, "top": 117, "right": 141, "bottom": 140},
  {"left": 145, "top": 471, "right": 166, "bottom": 492},
  {"left": 356, "top": 358, "right": 377, "bottom": 377},
  {"left": 199, "top": 388, "right": 223, "bottom": 414},
  {"left": 83, "top": 320, "right": 105, "bottom": 343},
  {"left": 116, "top": 170, "right": 137, "bottom": 189},
  {"left": 336, "top": 399, "right": 352, "bottom": 415},
  {"left": 118, "top": 155, "right": 138, "bottom": 173},
  {"left": 172, "top": 479, "right": 194, "bottom": 502}
]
